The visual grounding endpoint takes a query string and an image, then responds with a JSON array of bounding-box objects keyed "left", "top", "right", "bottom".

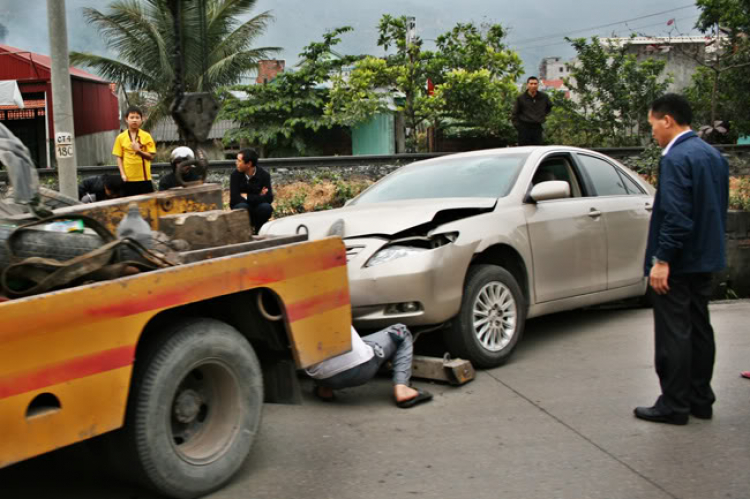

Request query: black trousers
[
  {"left": 650, "top": 273, "right": 716, "bottom": 414},
  {"left": 233, "top": 202, "right": 273, "bottom": 234},
  {"left": 516, "top": 122, "right": 543, "bottom": 146}
]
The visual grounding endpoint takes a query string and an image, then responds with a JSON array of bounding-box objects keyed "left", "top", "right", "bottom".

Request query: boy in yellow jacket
[{"left": 112, "top": 106, "right": 156, "bottom": 196}]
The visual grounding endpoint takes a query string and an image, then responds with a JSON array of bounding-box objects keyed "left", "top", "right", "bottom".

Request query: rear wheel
[
  {"left": 123, "top": 318, "right": 263, "bottom": 499},
  {"left": 444, "top": 265, "right": 526, "bottom": 369}
]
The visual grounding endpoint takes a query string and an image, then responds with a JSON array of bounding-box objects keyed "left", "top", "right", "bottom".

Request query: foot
[
  {"left": 394, "top": 384, "right": 420, "bottom": 403},
  {"left": 634, "top": 405, "right": 688, "bottom": 425},
  {"left": 394, "top": 384, "right": 433, "bottom": 409},
  {"left": 690, "top": 405, "right": 713, "bottom": 420},
  {"left": 741, "top": 371, "right": 750, "bottom": 379},
  {"left": 313, "top": 385, "right": 335, "bottom": 402}
]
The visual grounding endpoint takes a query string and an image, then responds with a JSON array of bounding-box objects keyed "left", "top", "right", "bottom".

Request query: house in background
[
  {"left": 150, "top": 118, "right": 241, "bottom": 160},
  {"left": 540, "top": 79, "right": 571, "bottom": 99},
  {"left": 599, "top": 36, "right": 717, "bottom": 92},
  {"left": 538, "top": 56, "right": 572, "bottom": 81},
  {"left": 256, "top": 60, "right": 285, "bottom": 84},
  {"left": 0, "top": 44, "right": 120, "bottom": 168}
]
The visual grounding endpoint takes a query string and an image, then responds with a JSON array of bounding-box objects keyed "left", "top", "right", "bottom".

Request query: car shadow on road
[{"left": 414, "top": 303, "right": 648, "bottom": 368}]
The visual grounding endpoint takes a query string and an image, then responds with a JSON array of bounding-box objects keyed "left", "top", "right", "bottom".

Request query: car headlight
[
  {"left": 365, "top": 245, "right": 428, "bottom": 267},
  {"left": 364, "top": 232, "right": 459, "bottom": 268}
]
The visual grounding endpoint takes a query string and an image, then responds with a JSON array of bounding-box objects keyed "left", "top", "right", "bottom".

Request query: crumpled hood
[{"left": 261, "top": 197, "right": 497, "bottom": 239}]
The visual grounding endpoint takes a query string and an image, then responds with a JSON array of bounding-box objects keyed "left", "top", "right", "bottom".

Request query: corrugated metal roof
[
  {"left": 0, "top": 44, "right": 109, "bottom": 83},
  {"left": 150, "top": 118, "right": 240, "bottom": 142}
]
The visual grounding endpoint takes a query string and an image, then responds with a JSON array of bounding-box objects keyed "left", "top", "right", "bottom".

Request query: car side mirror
[{"left": 529, "top": 181, "right": 570, "bottom": 202}]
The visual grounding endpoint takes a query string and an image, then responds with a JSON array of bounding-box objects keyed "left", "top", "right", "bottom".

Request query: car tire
[
  {"left": 444, "top": 264, "right": 526, "bottom": 369},
  {"left": 121, "top": 318, "right": 263, "bottom": 499}
]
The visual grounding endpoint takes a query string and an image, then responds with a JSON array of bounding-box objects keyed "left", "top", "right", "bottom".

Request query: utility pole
[{"left": 46, "top": 0, "right": 78, "bottom": 198}]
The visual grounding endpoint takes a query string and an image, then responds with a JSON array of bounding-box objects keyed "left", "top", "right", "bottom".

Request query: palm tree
[{"left": 70, "top": 0, "right": 279, "bottom": 129}]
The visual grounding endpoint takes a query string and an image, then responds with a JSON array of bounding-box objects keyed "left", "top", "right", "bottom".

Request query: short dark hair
[
  {"left": 238, "top": 148, "right": 259, "bottom": 167},
  {"left": 125, "top": 105, "right": 143, "bottom": 118},
  {"left": 103, "top": 174, "right": 124, "bottom": 195},
  {"left": 527, "top": 76, "right": 539, "bottom": 83},
  {"left": 650, "top": 93, "right": 693, "bottom": 126}
]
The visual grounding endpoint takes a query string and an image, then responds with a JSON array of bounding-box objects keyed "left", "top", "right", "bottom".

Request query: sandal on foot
[
  {"left": 313, "top": 386, "right": 336, "bottom": 402},
  {"left": 396, "top": 389, "right": 433, "bottom": 409}
]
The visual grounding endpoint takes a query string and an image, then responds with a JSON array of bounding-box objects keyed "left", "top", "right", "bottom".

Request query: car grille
[{"left": 346, "top": 245, "right": 365, "bottom": 263}]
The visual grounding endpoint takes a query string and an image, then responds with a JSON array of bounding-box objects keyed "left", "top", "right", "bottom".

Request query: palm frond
[
  {"left": 209, "top": 11, "right": 277, "bottom": 60},
  {"left": 81, "top": 3, "right": 172, "bottom": 80},
  {"left": 69, "top": 52, "right": 155, "bottom": 91}
]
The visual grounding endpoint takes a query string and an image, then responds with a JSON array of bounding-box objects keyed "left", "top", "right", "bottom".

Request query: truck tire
[
  {"left": 125, "top": 318, "right": 263, "bottom": 499},
  {"left": 444, "top": 265, "right": 526, "bottom": 369}
]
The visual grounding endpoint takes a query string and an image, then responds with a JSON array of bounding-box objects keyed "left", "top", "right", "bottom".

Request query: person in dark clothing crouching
[
  {"left": 159, "top": 146, "right": 201, "bottom": 191},
  {"left": 229, "top": 148, "right": 273, "bottom": 234},
  {"left": 78, "top": 174, "right": 124, "bottom": 203}
]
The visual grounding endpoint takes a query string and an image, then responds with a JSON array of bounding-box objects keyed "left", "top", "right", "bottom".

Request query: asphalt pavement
[{"left": 3, "top": 301, "right": 749, "bottom": 499}]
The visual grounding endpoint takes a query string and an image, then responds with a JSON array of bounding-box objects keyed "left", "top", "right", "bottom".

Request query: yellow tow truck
[{"left": 0, "top": 185, "right": 352, "bottom": 498}]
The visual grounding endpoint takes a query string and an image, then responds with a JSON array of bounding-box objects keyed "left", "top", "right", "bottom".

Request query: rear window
[{"left": 351, "top": 153, "right": 529, "bottom": 205}]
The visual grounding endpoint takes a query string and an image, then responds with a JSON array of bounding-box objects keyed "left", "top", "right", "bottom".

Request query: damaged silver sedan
[{"left": 260, "top": 147, "right": 655, "bottom": 368}]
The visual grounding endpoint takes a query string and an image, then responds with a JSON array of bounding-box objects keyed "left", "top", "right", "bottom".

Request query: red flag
[
  {"left": 427, "top": 78, "right": 435, "bottom": 96},
  {"left": 667, "top": 18, "right": 675, "bottom": 26}
]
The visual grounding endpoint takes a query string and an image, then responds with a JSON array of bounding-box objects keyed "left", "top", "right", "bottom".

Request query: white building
[{"left": 599, "top": 36, "right": 721, "bottom": 92}]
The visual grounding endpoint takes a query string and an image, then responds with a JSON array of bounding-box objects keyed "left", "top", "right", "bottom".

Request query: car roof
[{"left": 417, "top": 145, "right": 603, "bottom": 162}]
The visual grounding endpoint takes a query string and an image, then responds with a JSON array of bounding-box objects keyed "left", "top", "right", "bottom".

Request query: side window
[
  {"left": 577, "top": 155, "right": 629, "bottom": 196},
  {"left": 617, "top": 169, "right": 646, "bottom": 195},
  {"left": 531, "top": 156, "right": 583, "bottom": 198}
]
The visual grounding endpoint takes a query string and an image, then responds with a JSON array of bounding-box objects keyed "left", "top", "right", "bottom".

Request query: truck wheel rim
[
  {"left": 473, "top": 282, "right": 517, "bottom": 353},
  {"left": 170, "top": 360, "right": 241, "bottom": 465}
]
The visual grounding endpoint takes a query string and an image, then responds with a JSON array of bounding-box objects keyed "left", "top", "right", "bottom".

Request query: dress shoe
[
  {"left": 690, "top": 405, "right": 713, "bottom": 420},
  {"left": 634, "top": 405, "right": 688, "bottom": 425}
]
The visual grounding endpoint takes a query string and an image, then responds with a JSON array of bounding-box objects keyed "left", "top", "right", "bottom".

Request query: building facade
[
  {"left": 0, "top": 44, "right": 119, "bottom": 168},
  {"left": 539, "top": 56, "right": 571, "bottom": 81},
  {"left": 599, "top": 36, "right": 714, "bottom": 92}
]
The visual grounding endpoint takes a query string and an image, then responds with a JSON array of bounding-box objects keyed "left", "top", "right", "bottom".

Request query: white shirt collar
[{"left": 662, "top": 130, "right": 692, "bottom": 156}]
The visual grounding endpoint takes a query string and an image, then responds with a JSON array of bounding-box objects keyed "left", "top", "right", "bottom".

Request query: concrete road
[{"left": 3, "top": 301, "right": 749, "bottom": 499}]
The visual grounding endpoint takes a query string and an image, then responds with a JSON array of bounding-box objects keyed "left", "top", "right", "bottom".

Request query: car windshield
[{"left": 350, "top": 153, "right": 529, "bottom": 205}]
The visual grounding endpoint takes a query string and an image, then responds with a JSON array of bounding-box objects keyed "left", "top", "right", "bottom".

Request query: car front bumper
[{"left": 345, "top": 237, "right": 477, "bottom": 330}]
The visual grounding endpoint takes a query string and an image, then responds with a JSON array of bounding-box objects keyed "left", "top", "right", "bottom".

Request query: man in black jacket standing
[
  {"left": 635, "top": 94, "right": 729, "bottom": 426},
  {"left": 511, "top": 76, "right": 552, "bottom": 146},
  {"left": 230, "top": 148, "right": 274, "bottom": 233}
]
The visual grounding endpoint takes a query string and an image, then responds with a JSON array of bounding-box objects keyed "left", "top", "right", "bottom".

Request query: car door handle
[
  {"left": 645, "top": 203, "right": 653, "bottom": 212},
  {"left": 588, "top": 209, "right": 602, "bottom": 218}
]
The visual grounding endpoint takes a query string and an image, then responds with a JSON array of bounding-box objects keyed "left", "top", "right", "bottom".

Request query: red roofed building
[
  {"left": 0, "top": 44, "right": 120, "bottom": 168},
  {"left": 541, "top": 79, "right": 571, "bottom": 99}
]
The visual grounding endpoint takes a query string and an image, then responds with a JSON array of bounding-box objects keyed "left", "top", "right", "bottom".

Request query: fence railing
[{"left": 2, "top": 145, "right": 749, "bottom": 182}]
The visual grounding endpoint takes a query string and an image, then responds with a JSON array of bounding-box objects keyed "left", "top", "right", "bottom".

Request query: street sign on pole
[{"left": 46, "top": 0, "right": 78, "bottom": 198}]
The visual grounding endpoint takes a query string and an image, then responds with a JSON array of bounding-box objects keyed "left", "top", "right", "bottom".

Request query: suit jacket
[{"left": 644, "top": 131, "right": 729, "bottom": 275}]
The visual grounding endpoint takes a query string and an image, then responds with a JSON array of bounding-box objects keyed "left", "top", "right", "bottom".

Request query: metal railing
[{"left": 2, "top": 146, "right": 749, "bottom": 182}]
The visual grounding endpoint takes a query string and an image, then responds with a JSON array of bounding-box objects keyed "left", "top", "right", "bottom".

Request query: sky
[{"left": 0, "top": 0, "right": 703, "bottom": 80}]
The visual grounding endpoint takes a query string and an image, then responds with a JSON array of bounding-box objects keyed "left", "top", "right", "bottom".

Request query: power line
[
  {"left": 507, "top": 4, "right": 696, "bottom": 46},
  {"left": 514, "top": 14, "right": 701, "bottom": 52}
]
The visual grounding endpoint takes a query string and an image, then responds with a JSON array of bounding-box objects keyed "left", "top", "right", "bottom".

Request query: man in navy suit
[{"left": 635, "top": 94, "right": 729, "bottom": 425}]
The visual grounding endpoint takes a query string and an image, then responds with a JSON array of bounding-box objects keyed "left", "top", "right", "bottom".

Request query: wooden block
[
  {"left": 410, "top": 355, "right": 475, "bottom": 386},
  {"left": 159, "top": 209, "right": 251, "bottom": 249}
]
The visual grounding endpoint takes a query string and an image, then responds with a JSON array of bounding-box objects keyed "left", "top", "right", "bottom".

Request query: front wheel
[
  {"left": 444, "top": 265, "right": 526, "bottom": 369},
  {"left": 124, "top": 318, "right": 263, "bottom": 499}
]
